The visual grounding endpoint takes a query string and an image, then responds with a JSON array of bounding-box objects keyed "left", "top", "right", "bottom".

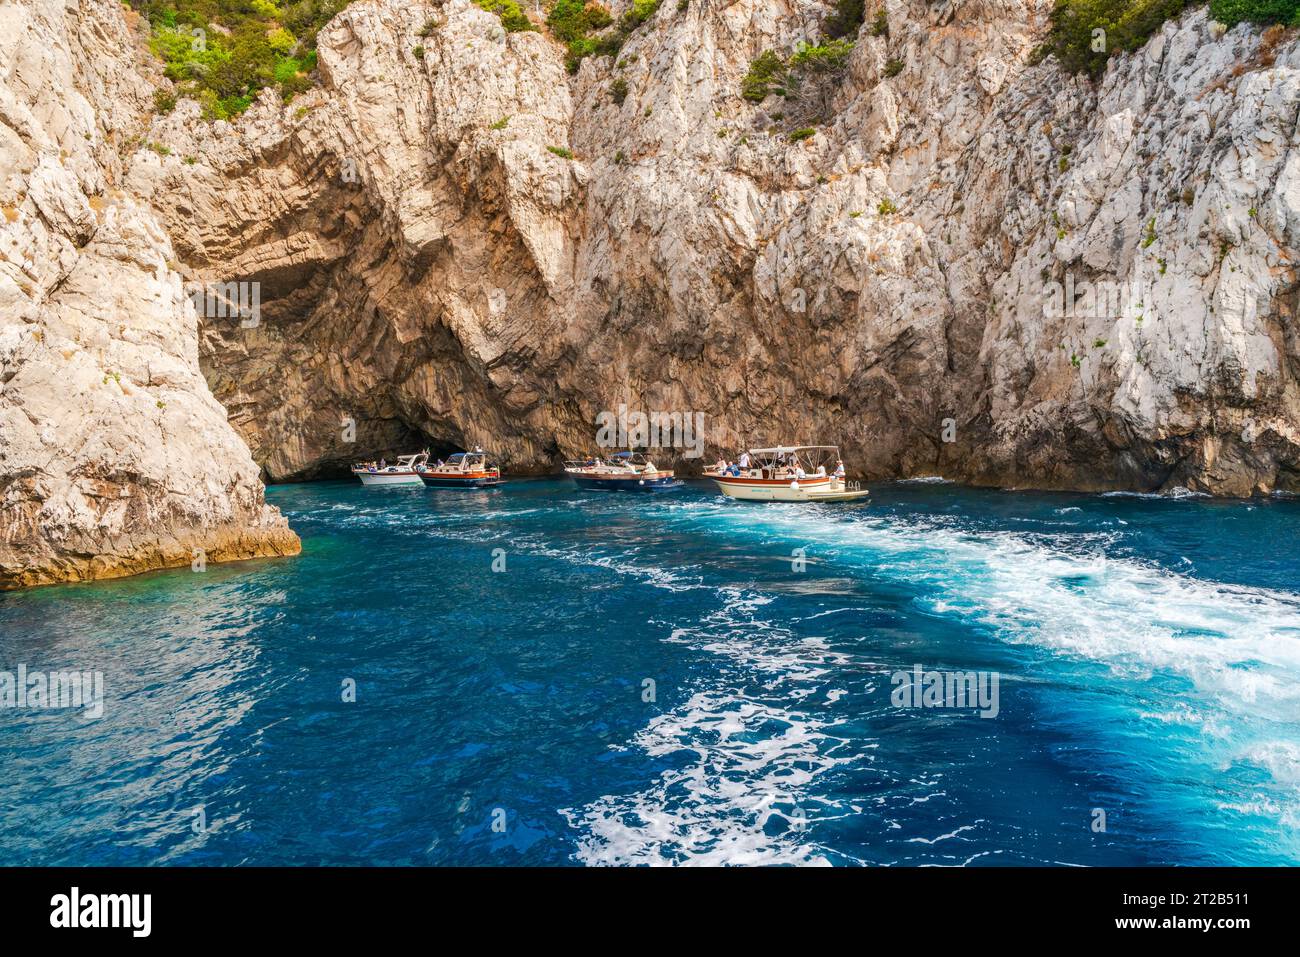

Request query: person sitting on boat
[
  {"left": 644, "top": 459, "right": 657, "bottom": 474},
  {"left": 379, "top": 458, "right": 386, "bottom": 469},
  {"left": 834, "top": 460, "right": 846, "bottom": 479},
  {"left": 714, "top": 457, "right": 727, "bottom": 473},
  {"left": 795, "top": 465, "right": 807, "bottom": 480},
  {"left": 816, "top": 464, "right": 827, "bottom": 477}
]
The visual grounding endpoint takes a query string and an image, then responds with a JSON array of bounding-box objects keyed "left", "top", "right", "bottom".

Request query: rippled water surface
[{"left": 1, "top": 479, "right": 1298, "bottom": 865}]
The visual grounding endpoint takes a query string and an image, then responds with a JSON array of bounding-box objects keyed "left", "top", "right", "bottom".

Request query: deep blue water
[{"left": 1, "top": 478, "right": 1298, "bottom": 866}]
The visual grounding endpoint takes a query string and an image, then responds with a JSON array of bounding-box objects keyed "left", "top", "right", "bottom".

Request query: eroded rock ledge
[{"left": 0, "top": 0, "right": 299, "bottom": 589}]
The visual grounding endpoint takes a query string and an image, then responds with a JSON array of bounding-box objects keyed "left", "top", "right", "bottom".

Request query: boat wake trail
[
  {"left": 705, "top": 507, "right": 1300, "bottom": 840},
  {"left": 563, "top": 589, "right": 857, "bottom": 865},
  {"left": 567, "top": 502, "right": 1300, "bottom": 863},
  {"left": 720, "top": 508, "right": 1300, "bottom": 719}
]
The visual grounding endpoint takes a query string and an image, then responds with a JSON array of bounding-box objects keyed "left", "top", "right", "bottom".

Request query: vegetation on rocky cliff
[
  {"left": 474, "top": 0, "right": 537, "bottom": 33},
  {"left": 1037, "top": 0, "right": 1297, "bottom": 77},
  {"left": 130, "top": 0, "right": 350, "bottom": 119},
  {"left": 1209, "top": 0, "right": 1300, "bottom": 26},
  {"left": 549, "top": 0, "right": 661, "bottom": 73}
]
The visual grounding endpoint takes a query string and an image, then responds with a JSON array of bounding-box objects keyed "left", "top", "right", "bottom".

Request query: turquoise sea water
[{"left": 1, "top": 478, "right": 1298, "bottom": 865}]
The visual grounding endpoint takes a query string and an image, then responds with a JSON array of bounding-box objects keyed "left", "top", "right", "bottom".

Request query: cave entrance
[{"left": 268, "top": 420, "right": 466, "bottom": 483}]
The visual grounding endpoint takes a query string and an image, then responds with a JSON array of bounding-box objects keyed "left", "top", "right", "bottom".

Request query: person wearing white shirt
[
  {"left": 834, "top": 460, "right": 846, "bottom": 479},
  {"left": 739, "top": 451, "right": 751, "bottom": 470}
]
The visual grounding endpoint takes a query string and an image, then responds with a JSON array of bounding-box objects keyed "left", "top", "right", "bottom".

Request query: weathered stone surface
[
  {"left": 135, "top": 0, "right": 1298, "bottom": 495},
  {"left": 0, "top": 0, "right": 299, "bottom": 589}
]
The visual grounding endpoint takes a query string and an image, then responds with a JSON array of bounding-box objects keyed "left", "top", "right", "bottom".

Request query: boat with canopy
[
  {"left": 419, "top": 449, "right": 503, "bottom": 488},
  {"left": 350, "top": 451, "right": 430, "bottom": 487},
  {"left": 706, "top": 445, "right": 869, "bottom": 502},
  {"left": 564, "top": 451, "right": 684, "bottom": 492}
]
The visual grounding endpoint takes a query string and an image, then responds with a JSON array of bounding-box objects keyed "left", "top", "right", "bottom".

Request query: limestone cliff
[
  {"left": 3, "top": 0, "right": 1299, "bottom": 587},
  {"left": 133, "top": 0, "right": 1299, "bottom": 495},
  {"left": 0, "top": 0, "right": 299, "bottom": 589}
]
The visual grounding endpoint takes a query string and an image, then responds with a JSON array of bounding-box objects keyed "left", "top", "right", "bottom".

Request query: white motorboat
[
  {"left": 706, "top": 445, "right": 869, "bottom": 502},
  {"left": 351, "top": 451, "right": 430, "bottom": 487}
]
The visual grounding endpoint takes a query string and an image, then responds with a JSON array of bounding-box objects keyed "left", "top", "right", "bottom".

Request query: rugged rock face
[
  {"left": 130, "top": 0, "right": 1299, "bottom": 495},
  {"left": 0, "top": 0, "right": 299, "bottom": 589}
]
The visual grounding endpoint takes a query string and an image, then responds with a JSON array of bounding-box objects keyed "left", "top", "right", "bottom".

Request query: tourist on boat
[
  {"left": 795, "top": 465, "right": 807, "bottom": 480},
  {"left": 816, "top": 464, "right": 827, "bottom": 477},
  {"left": 739, "top": 451, "right": 751, "bottom": 471},
  {"left": 644, "top": 459, "right": 657, "bottom": 474},
  {"left": 834, "top": 460, "right": 845, "bottom": 479},
  {"left": 714, "top": 457, "right": 727, "bottom": 473}
]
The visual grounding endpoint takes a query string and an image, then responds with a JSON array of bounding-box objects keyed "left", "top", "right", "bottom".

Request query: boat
[
  {"left": 418, "top": 449, "right": 503, "bottom": 488},
  {"left": 351, "top": 451, "right": 430, "bottom": 487},
  {"left": 564, "top": 451, "right": 684, "bottom": 492},
  {"left": 706, "top": 445, "right": 870, "bottom": 502}
]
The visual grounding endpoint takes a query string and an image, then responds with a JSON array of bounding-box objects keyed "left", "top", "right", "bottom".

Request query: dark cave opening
[{"left": 262, "top": 420, "right": 467, "bottom": 484}]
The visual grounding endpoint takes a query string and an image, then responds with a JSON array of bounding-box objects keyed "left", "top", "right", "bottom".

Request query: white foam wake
[
  {"left": 563, "top": 588, "right": 857, "bottom": 865},
  {"left": 691, "top": 506, "right": 1300, "bottom": 836},
  {"left": 707, "top": 508, "right": 1300, "bottom": 720}
]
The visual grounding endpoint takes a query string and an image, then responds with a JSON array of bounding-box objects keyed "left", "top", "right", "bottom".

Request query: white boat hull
[
  {"left": 712, "top": 475, "right": 834, "bottom": 501},
  {"left": 354, "top": 470, "right": 425, "bottom": 487}
]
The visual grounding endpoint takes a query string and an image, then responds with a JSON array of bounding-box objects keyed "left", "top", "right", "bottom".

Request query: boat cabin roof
[{"left": 747, "top": 445, "right": 840, "bottom": 455}]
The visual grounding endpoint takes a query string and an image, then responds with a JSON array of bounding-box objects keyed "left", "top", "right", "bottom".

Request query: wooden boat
[
  {"left": 564, "top": 451, "right": 684, "bottom": 492},
  {"left": 706, "top": 445, "right": 869, "bottom": 503},
  {"left": 419, "top": 449, "right": 503, "bottom": 488}
]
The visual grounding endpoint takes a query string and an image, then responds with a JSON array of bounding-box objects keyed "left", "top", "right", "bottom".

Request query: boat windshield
[
  {"left": 440, "top": 451, "right": 492, "bottom": 470},
  {"left": 735, "top": 446, "right": 841, "bottom": 474}
]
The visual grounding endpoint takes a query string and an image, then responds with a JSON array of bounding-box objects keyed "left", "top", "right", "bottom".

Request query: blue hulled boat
[{"left": 564, "top": 451, "right": 684, "bottom": 492}]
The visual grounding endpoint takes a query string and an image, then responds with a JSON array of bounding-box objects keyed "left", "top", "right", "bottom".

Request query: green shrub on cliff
[
  {"left": 1037, "top": 0, "right": 1299, "bottom": 78},
  {"left": 130, "top": 0, "right": 351, "bottom": 119},
  {"left": 1035, "top": 0, "right": 1190, "bottom": 76},
  {"left": 552, "top": 0, "right": 659, "bottom": 74},
  {"left": 547, "top": 0, "right": 611, "bottom": 39},
  {"left": 1209, "top": 0, "right": 1300, "bottom": 25},
  {"left": 789, "top": 38, "right": 855, "bottom": 72},
  {"left": 742, "top": 50, "right": 787, "bottom": 101},
  {"left": 475, "top": 0, "right": 538, "bottom": 33},
  {"left": 620, "top": 0, "right": 661, "bottom": 30}
]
